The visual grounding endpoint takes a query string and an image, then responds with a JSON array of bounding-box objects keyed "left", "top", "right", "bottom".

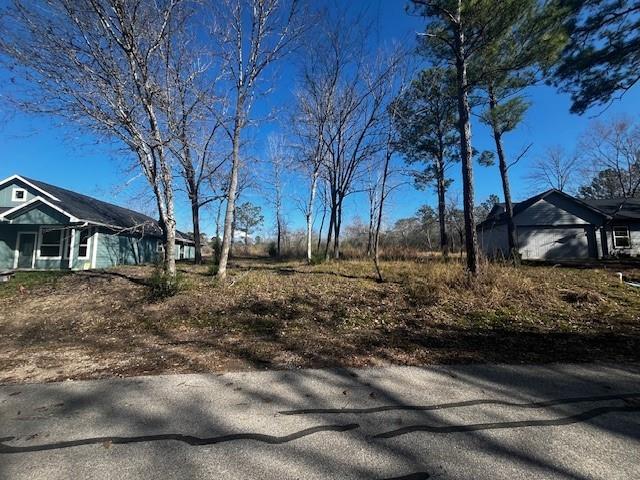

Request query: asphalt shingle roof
[
  {"left": 582, "top": 198, "right": 640, "bottom": 220},
  {"left": 18, "top": 176, "right": 193, "bottom": 242},
  {"left": 477, "top": 189, "right": 640, "bottom": 228}
]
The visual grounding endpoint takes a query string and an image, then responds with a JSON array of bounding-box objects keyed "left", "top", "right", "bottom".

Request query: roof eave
[
  {"left": 0, "top": 174, "right": 61, "bottom": 202},
  {"left": 0, "top": 196, "right": 79, "bottom": 223}
]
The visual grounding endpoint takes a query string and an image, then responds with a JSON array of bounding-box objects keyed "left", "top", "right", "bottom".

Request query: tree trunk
[
  {"left": 164, "top": 220, "right": 176, "bottom": 275},
  {"left": 367, "top": 194, "right": 376, "bottom": 257},
  {"left": 333, "top": 200, "right": 342, "bottom": 260},
  {"left": 374, "top": 145, "right": 392, "bottom": 282},
  {"left": 488, "top": 87, "right": 518, "bottom": 264},
  {"left": 454, "top": 16, "right": 479, "bottom": 275},
  {"left": 217, "top": 107, "right": 243, "bottom": 280},
  {"left": 214, "top": 199, "right": 223, "bottom": 264},
  {"left": 157, "top": 160, "right": 177, "bottom": 278},
  {"left": 277, "top": 216, "right": 282, "bottom": 256},
  {"left": 189, "top": 188, "right": 202, "bottom": 265},
  {"left": 305, "top": 170, "right": 319, "bottom": 263},
  {"left": 317, "top": 200, "right": 327, "bottom": 253},
  {"left": 324, "top": 193, "right": 337, "bottom": 260},
  {"left": 436, "top": 158, "right": 449, "bottom": 259},
  {"left": 230, "top": 209, "right": 237, "bottom": 256},
  {"left": 183, "top": 144, "right": 202, "bottom": 265}
]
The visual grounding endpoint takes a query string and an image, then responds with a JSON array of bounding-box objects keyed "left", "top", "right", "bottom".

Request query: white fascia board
[
  {"left": 0, "top": 196, "right": 79, "bottom": 222},
  {"left": 0, "top": 174, "right": 61, "bottom": 202}
]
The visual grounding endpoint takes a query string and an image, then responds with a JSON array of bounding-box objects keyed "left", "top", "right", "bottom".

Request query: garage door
[{"left": 518, "top": 227, "right": 591, "bottom": 260}]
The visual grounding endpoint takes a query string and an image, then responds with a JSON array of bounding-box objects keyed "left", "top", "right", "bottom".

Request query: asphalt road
[{"left": 1, "top": 363, "right": 639, "bottom": 479}]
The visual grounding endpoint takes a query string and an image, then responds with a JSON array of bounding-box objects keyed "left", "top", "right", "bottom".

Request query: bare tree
[
  {"left": 316, "top": 25, "right": 402, "bottom": 260},
  {"left": 293, "top": 42, "right": 335, "bottom": 263},
  {"left": 365, "top": 161, "right": 383, "bottom": 257},
  {"left": 213, "top": 0, "right": 307, "bottom": 280},
  {"left": 578, "top": 116, "right": 640, "bottom": 199},
  {"left": 316, "top": 181, "right": 330, "bottom": 253},
  {"left": 373, "top": 127, "right": 394, "bottom": 281},
  {"left": 0, "top": 0, "right": 190, "bottom": 280},
  {"left": 526, "top": 145, "right": 578, "bottom": 193},
  {"left": 372, "top": 73, "right": 410, "bottom": 281},
  {"left": 445, "top": 193, "right": 466, "bottom": 255},
  {"left": 165, "top": 30, "right": 228, "bottom": 265},
  {"left": 266, "top": 135, "right": 288, "bottom": 257}
]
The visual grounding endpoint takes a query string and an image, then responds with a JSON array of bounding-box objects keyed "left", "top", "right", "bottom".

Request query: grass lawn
[{"left": 1, "top": 257, "right": 639, "bottom": 384}]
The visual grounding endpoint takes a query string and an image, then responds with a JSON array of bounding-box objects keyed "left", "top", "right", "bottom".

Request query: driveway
[{"left": 1, "top": 363, "right": 639, "bottom": 479}]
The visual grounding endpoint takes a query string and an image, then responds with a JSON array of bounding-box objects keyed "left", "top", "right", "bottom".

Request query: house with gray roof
[
  {"left": 477, "top": 189, "right": 640, "bottom": 261},
  {"left": 0, "top": 174, "right": 195, "bottom": 270}
]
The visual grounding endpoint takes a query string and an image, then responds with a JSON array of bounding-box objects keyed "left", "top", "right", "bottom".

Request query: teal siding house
[{"left": 0, "top": 175, "right": 195, "bottom": 270}]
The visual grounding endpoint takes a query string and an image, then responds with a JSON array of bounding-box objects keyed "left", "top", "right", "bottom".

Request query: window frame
[
  {"left": 38, "top": 227, "right": 64, "bottom": 259},
  {"left": 613, "top": 226, "right": 631, "bottom": 249},
  {"left": 77, "top": 228, "right": 92, "bottom": 260},
  {"left": 11, "top": 187, "right": 27, "bottom": 202},
  {"left": 63, "top": 228, "right": 92, "bottom": 261}
]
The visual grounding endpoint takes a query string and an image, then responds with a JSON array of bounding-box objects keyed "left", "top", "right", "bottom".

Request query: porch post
[
  {"left": 600, "top": 226, "right": 609, "bottom": 258},
  {"left": 91, "top": 229, "right": 99, "bottom": 269},
  {"left": 68, "top": 228, "right": 75, "bottom": 269}
]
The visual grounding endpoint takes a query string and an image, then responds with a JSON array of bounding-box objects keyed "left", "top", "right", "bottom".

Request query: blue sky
[{"left": 1, "top": 0, "right": 639, "bottom": 237}]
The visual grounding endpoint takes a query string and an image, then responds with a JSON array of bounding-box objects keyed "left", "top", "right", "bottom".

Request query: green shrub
[
  {"left": 148, "top": 267, "right": 183, "bottom": 300},
  {"left": 207, "top": 260, "right": 219, "bottom": 276},
  {"left": 267, "top": 242, "right": 278, "bottom": 258},
  {"left": 310, "top": 252, "right": 326, "bottom": 265}
]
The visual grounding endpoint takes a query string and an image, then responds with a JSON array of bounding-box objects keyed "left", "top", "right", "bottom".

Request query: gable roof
[
  {"left": 1, "top": 195, "right": 80, "bottom": 222},
  {"left": 0, "top": 174, "right": 61, "bottom": 201},
  {"left": 0, "top": 175, "right": 193, "bottom": 243},
  {"left": 582, "top": 198, "right": 640, "bottom": 220},
  {"left": 477, "top": 189, "right": 610, "bottom": 229}
]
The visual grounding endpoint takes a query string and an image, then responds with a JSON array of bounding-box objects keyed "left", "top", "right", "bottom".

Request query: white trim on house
[
  {"left": 613, "top": 226, "right": 631, "bottom": 249},
  {"left": 0, "top": 196, "right": 79, "bottom": 223},
  {"left": 14, "top": 231, "right": 37, "bottom": 269},
  {"left": 0, "top": 174, "right": 61, "bottom": 202},
  {"left": 91, "top": 230, "right": 99, "bottom": 269},
  {"left": 37, "top": 226, "right": 64, "bottom": 260},
  {"left": 11, "top": 187, "right": 28, "bottom": 203},
  {"left": 67, "top": 228, "right": 76, "bottom": 268}
]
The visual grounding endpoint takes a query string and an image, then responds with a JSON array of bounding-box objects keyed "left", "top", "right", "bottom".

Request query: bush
[
  {"left": 267, "top": 241, "right": 278, "bottom": 258},
  {"left": 310, "top": 252, "right": 326, "bottom": 265},
  {"left": 207, "top": 261, "right": 219, "bottom": 276},
  {"left": 148, "top": 266, "right": 183, "bottom": 300}
]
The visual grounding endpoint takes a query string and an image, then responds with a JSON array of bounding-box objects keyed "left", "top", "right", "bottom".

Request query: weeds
[
  {"left": 0, "top": 271, "right": 70, "bottom": 298},
  {"left": 148, "top": 267, "right": 184, "bottom": 300},
  {"left": 1, "top": 257, "right": 639, "bottom": 383}
]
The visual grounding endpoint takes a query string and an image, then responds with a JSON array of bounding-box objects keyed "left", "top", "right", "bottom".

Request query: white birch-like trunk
[{"left": 217, "top": 113, "right": 242, "bottom": 280}]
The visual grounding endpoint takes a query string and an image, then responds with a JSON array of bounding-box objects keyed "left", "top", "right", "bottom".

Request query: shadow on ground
[{"left": 0, "top": 364, "right": 639, "bottom": 479}]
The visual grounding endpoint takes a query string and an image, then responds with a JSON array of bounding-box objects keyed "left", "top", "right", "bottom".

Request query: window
[
  {"left": 39, "top": 229, "right": 63, "bottom": 258},
  {"left": 77, "top": 229, "right": 91, "bottom": 259},
  {"left": 156, "top": 240, "right": 164, "bottom": 253},
  {"left": 12, "top": 188, "right": 27, "bottom": 202},
  {"left": 613, "top": 226, "right": 631, "bottom": 248}
]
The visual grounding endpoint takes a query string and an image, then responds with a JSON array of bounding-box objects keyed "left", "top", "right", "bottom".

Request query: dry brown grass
[{"left": 1, "top": 257, "right": 639, "bottom": 384}]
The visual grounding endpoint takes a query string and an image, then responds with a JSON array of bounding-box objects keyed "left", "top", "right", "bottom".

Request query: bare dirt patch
[{"left": 1, "top": 258, "right": 639, "bottom": 384}]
